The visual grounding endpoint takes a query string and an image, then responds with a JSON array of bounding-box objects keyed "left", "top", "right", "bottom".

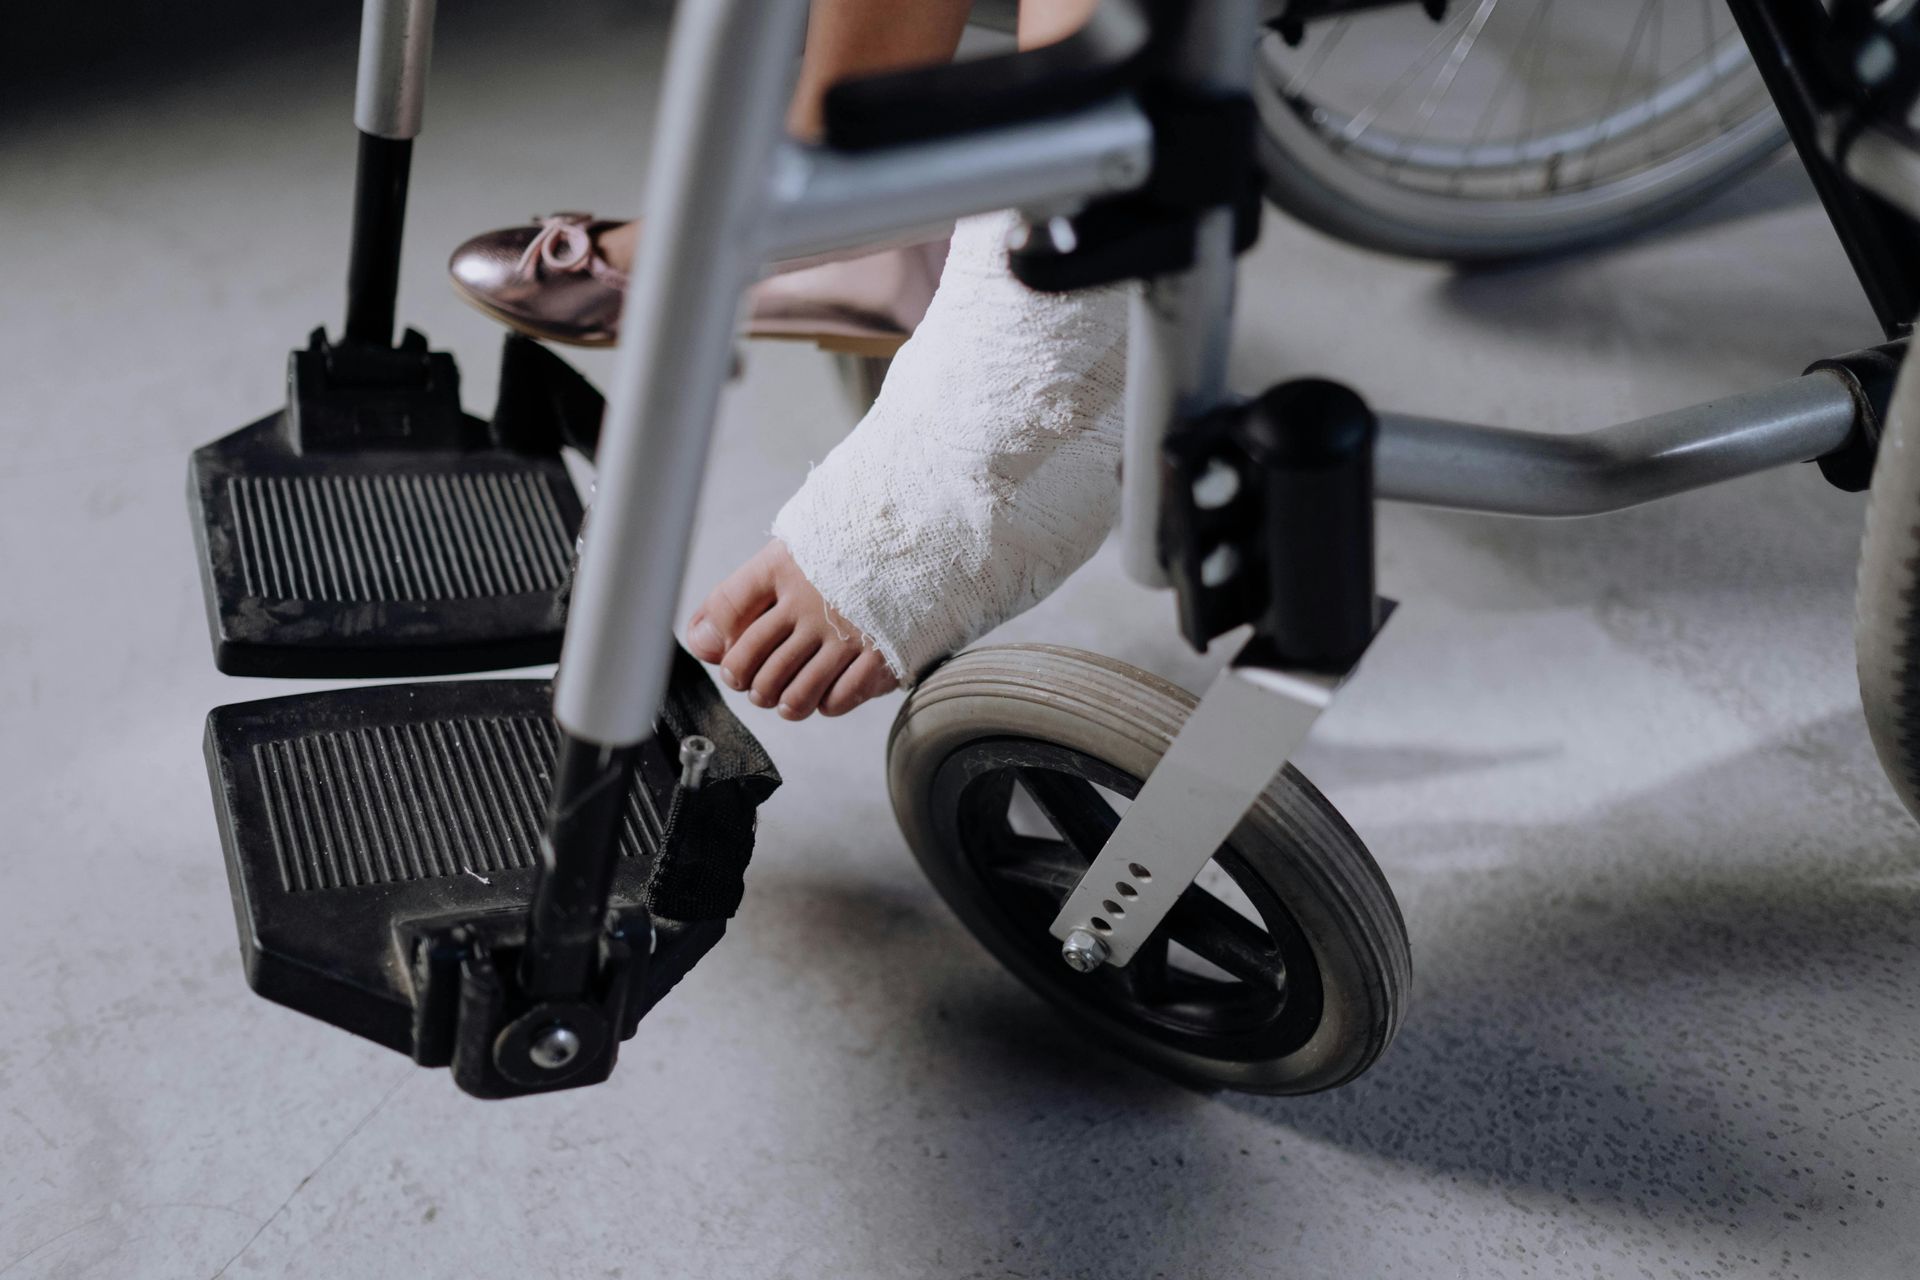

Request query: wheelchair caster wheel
[{"left": 887, "top": 645, "right": 1409, "bottom": 1094}]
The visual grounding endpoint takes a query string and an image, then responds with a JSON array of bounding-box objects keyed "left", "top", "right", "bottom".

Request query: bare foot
[
  {"left": 595, "top": 219, "right": 639, "bottom": 274},
  {"left": 686, "top": 540, "right": 899, "bottom": 720}
]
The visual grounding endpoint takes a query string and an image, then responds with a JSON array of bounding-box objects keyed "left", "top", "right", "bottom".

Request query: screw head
[
  {"left": 1200, "top": 543, "right": 1241, "bottom": 588},
  {"left": 528, "top": 1024, "right": 581, "bottom": 1071},
  {"left": 1858, "top": 34, "right": 1898, "bottom": 88},
  {"left": 1192, "top": 458, "right": 1241, "bottom": 511},
  {"left": 1060, "top": 928, "right": 1110, "bottom": 974},
  {"left": 679, "top": 735, "right": 716, "bottom": 789}
]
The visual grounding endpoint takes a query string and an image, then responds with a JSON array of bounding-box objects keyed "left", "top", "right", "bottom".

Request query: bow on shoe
[{"left": 514, "top": 212, "right": 597, "bottom": 277}]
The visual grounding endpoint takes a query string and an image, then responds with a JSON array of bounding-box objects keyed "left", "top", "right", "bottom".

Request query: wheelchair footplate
[{"left": 201, "top": 649, "right": 779, "bottom": 1098}]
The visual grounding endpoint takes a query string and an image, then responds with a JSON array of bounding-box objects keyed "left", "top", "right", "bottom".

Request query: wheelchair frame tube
[
  {"left": 764, "top": 100, "right": 1153, "bottom": 263},
  {"left": 353, "top": 0, "right": 435, "bottom": 140},
  {"left": 1373, "top": 370, "right": 1858, "bottom": 517},
  {"left": 553, "top": 0, "right": 810, "bottom": 746},
  {"left": 344, "top": 0, "right": 435, "bottom": 346},
  {"left": 1120, "top": 0, "right": 1260, "bottom": 589}
]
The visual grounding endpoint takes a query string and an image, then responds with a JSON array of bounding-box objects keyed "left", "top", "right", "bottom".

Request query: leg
[
  {"left": 788, "top": 0, "right": 975, "bottom": 138},
  {"left": 1018, "top": 0, "right": 1102, "bottom": 48}
]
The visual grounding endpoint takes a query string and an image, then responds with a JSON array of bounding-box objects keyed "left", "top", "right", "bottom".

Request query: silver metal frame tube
[
  {"left": 1122, "top": 215, "right": 1238, "bottom": 586},
  {"left": 764, "top": 99, "right": 1153, "bottom": 262},
  {"left": 1374, "top": 370, "right": 1858, "bottom": 517},
  {"left": 353, "top": 0, "right": 436, "bottom": 139},
  {"left": 1119, "top": 0, "right": 1261, "bottom": 588},
  {"left": 553, "top": 0, "right": 811, "bottom": 746}
]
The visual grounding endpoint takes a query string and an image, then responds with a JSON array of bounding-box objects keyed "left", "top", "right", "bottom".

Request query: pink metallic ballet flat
[{"left": 448, "top": 212, "right": 947, "bottom": 355}]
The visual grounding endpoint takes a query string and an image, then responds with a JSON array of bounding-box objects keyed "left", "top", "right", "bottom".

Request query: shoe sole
[{"left": 452, "top": 280, "right": 909, "bottom": 359}]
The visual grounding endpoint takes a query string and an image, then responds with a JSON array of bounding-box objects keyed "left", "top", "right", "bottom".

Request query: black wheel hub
[{"left": 932, "top": 737, "right": 1326, "bottom": 1062}]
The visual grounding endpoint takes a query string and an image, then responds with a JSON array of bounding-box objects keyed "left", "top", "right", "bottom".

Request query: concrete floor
[{"left": 3, "top": 4, "right": 1917, "bottom": 1277}]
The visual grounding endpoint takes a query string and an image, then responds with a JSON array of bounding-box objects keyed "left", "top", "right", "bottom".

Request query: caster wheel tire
[{"left": 887, "top": 644, "right": 1410, "bottom": 1094}]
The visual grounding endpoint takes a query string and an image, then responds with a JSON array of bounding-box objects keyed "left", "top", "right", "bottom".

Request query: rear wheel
[
  {"left": 887, "top": 645, "right": 1410, "bottom": 1093},
  {"left": 1856, "top": 345, "right": 1920, "bottom": 824},
  {"left": 1255, "top": 0, "right": 1788, "bottom": 261}
]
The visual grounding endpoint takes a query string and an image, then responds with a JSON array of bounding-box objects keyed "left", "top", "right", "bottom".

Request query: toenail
[
  {"left": 749, "top": 690, "right": 771, "bottom": 707},
  {"left": 719, "top": 668, "right": 742, "bottom": 690},
  {"left": 690, "top": 619, "right": 722, "bottom": 654}
]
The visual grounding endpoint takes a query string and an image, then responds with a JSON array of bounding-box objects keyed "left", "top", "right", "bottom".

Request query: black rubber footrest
[
  {"left": 188, "top": 332, "right": 602, "bottom": 679},
  {"left": 203, "top": 671, "right": 779, "bottom": 1088},
  {"left": 190, "top": 419, "right": 581, "bottom": 677}
]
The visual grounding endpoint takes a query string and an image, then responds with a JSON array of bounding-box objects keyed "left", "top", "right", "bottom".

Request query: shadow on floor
[{"left": 769, "top": 707, "right": 1918, "bottom": 1276}]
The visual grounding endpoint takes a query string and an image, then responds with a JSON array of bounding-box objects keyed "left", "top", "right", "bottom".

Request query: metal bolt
[
  {"left": 1044, "top": 215, "right": 1079, "bottom": 255},
  {"left": 1060, "top": 928, "right": 1110, "bottom": 974},
  {"left": 1192, "top": 458, "right": 1241, "bottom": 510},
  {"left": 1858, "top": 34, "right": 1898, "bottom": 88},
  {"left": 679, "top": 735, "right": 716, "bottom": 790},
  {"left": 528, "top": 1024, "right": 581, "bottom": 1071},
  {"left": 1200, "top": 543, "right": 1241, "bottom": 588}
]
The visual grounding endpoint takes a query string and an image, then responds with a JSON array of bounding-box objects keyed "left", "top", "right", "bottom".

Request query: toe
[
  {"left": 777, "top": 646, "right": 860, "bottom": 721},
  {"left": 750, "top": 633, "right": 822, "bottom": 709},
  {"left": 688, "top": 553, "right": 779, "bottom": 661},
  {"left": 719, "top": 608, "right": 793, "bottom": 692},
  {"left": 820, "top": 650, "right": 898, "bottom": 717}
]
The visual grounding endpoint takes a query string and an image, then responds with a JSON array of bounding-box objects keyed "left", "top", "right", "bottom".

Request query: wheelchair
[{"left": 185, "top": 0, "right": 1920, "bottom": 1098}]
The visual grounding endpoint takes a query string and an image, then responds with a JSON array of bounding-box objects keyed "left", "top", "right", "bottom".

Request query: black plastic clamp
[
  {"left": 287, "top": 327, "right": 467, "bottom": 453},
  {"left": 1008, "top": 85, "right": 1262, "bottom": 293},
  {"left": 1161, "top": 379, "right": 1380, "bottom": 668},
  {"left": 1806, "top": 337, "right": 1909, "bottom": 491}
]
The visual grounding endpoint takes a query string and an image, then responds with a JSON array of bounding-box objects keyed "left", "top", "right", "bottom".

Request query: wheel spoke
[
  {"left": 1590, "top": 0, "right": 1661, "bottom": 166},
  {"left": 1466, "top": 0, "right": 1555, "bottom": 160},
  {"left": 980, "top": 835, "right": 1085, "bottom": 897},
  {"left": 1339, "top": 2, "right": 1479, "bottom": 145},
  {"left": 1284, "top": 16, "right": 1352, "bottom": 99},
  {"left": 1165, "top": 884, "right": 1288, "bottom": 991},
  {"left": 1699, "top": 0, "right": 1726, "bottom": 131},
  {"left": 1396, "top": 0, "right": 1504, "bottom": 166},
  {"left": 1014, "top": 769, "right": 1119, "bottom": 862}
]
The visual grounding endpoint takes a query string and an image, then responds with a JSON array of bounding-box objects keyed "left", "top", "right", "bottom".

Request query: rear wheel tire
[{"left": 1857, "top": 347, "right": 1920, "bottom": 823}]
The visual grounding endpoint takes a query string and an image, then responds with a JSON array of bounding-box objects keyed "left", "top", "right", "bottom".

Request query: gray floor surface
[{"left": 3, "top": 4, "right": 1916, "bottom": 1277}]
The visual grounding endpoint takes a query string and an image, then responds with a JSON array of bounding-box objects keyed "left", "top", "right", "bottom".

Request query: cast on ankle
[{"left": 770, "top": 210, "right": 1131, "bottom": 685}]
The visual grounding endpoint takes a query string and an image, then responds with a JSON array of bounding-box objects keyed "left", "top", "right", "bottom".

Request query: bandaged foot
[{"left": 686, "top": 210, "right": 1130, "bottom": 717}]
